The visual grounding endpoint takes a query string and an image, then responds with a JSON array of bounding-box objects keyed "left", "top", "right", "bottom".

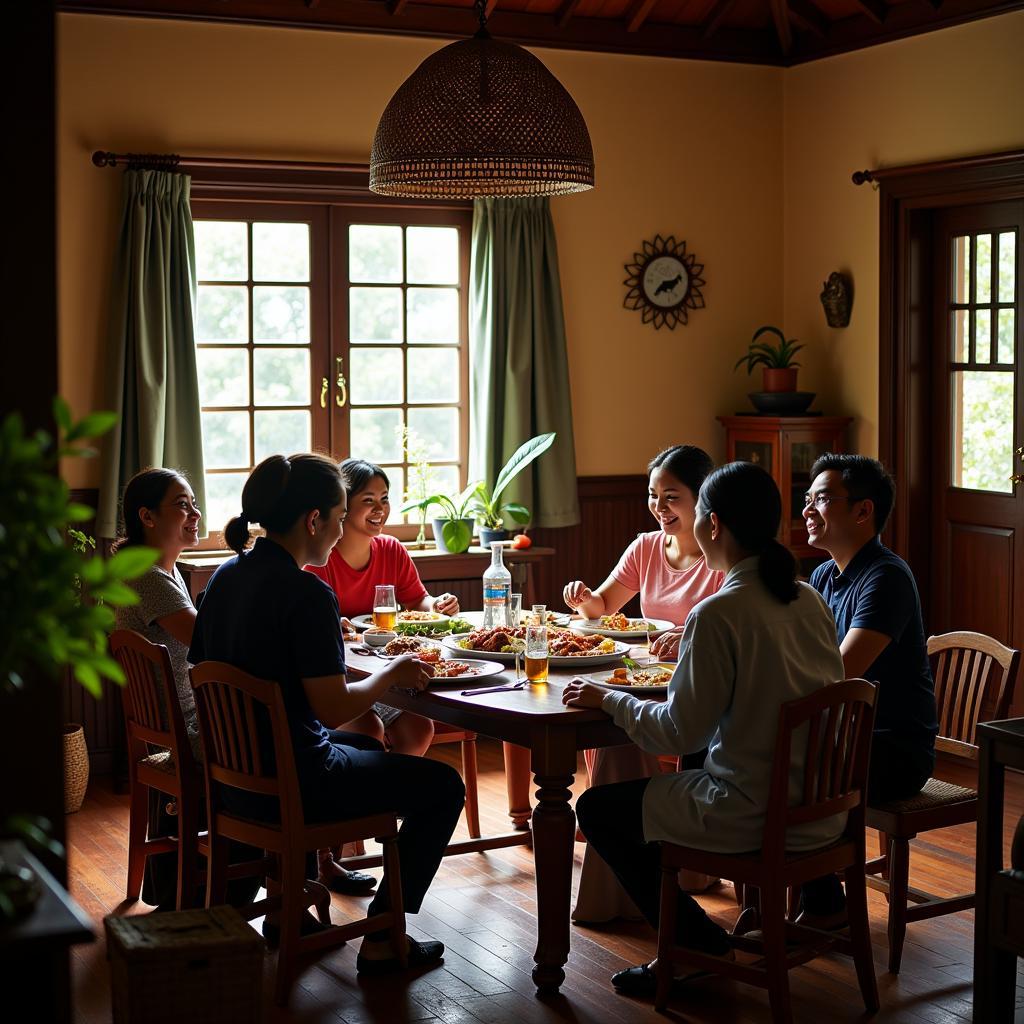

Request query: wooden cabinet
[{"left": 718, "top": 415, "right": 852, "bottom": 567}]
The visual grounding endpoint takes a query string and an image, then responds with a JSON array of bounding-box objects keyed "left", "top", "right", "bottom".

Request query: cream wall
[
  {"left": 57, "top": 14, "right": 784, "bottom": 487},
  {"left": 782, "top": 11, "right": 1024, "bottom": 457}
]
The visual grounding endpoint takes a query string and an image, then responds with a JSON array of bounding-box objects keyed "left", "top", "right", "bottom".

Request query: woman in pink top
[
  {"left": 307, "top": 459, "right": 459, "bottom": 757},
  {"left": 563, "top": 445, "right": 725, "bottom": 922}
]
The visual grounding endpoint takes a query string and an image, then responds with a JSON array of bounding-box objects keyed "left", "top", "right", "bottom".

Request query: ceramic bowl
[{"left": 363, "top": 629, "right": 397, "bottom": 648}]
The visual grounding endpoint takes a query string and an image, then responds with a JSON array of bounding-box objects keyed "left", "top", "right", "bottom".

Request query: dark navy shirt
[
  {"left": 809, "top": 537, "right": 938, "bottom": 761},
  {"left": 188, "top": 537, "right": 346, "bottom": 796}
]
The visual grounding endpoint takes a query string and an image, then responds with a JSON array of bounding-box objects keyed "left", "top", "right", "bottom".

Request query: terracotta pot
[
  {"left": 63, "top": 723, "right": 89, "bottom": 814},
  {"left": 762, "top": 367, "right": 798, "bottom": 393}
]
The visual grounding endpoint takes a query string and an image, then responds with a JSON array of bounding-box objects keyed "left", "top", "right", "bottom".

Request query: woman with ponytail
[
  {"left": 189, "top": 454, "right": 464, "bottom": 973},
  {"left": 562, "top": 462, "right": 845, "bottom": 997}
]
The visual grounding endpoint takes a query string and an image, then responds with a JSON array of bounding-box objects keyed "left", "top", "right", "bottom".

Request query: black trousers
[
  {"left": 800, "top": 730, "right": 934, "bottom": 916},
  {"left": 575, "top": 778, "right": 732, "bottom": 956}
]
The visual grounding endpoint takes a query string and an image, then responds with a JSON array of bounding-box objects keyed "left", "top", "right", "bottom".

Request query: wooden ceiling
[{"left": 59, "top": 0, "right": 1024, "bottom": 65}]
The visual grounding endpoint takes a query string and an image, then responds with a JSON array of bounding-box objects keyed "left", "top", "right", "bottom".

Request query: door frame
[{"left": 874, "top": 149, "right": 1024, "bottom": 623}]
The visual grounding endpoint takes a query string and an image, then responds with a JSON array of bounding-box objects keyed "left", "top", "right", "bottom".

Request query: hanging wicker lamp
[{"left": 370, "top": 0, "right": 594, "bottom": 199}]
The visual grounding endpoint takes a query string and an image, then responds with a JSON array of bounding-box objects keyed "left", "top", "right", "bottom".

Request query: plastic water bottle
[{"left": 482, "top": 541, "right": 513, "bottom": 629}]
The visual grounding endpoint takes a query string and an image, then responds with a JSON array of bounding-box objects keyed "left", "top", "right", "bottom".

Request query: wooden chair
[
  {"left": 110, "top": 629, "right": 204, "bottom": 911},
  {"left": 190, "top": 661, "right": 407, "bottom": 1005},
  {"left": 654, "top": 679, "right": 879, "bottom": 1024},
  {"left": 429, "top": 723, "right": 480, "bottom": 838},
  {"left": 865, "top": 630, "right": 1020, "bottom": 974}
]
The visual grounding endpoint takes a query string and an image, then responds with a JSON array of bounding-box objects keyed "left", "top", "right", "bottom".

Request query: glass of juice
[
  {"left": 373, "top": 585, "right": 398, "bottom": 630},
  {"left": 525, "top": 624, "right": 549, "bottom": 683}
]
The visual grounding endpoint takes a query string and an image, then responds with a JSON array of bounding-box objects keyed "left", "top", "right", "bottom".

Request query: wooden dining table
[{"left": 344, "top": 642, "right": 647, "bottom": 994}]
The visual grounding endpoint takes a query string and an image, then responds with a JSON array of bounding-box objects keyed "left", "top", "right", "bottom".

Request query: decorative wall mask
[
  {"left": 820, "top": 271, "right": 852, "bottom": 328},
  {"left": 623, "top": 235, "right": 706, "bottom": 330}
]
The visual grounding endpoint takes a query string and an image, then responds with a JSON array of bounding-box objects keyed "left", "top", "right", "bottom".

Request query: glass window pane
[
  {"left": 952, "top": 235, "right": 970, "bottom": 304},
  {"left": 975, "top": 309, "right": 992, "bottom": 363},
  {"left": 350, "top": 348, "right": 403, "bottom": 405},
  {"left": 201, "top": 411, "right": 250, "bottom": 469},
  {"left": 407, "top": 287, "right": 459, "bottom": 344},
  {"left": 350, "top": 408, "right": 403, "bottom": 463},
  {"left": 379, "top": 466, "right": 404, "bottom": 525},
  {"left": 196, "top": 285, "right": 248, "bottom": 343},
  {"left": 407, "top": 227, "right": 459, "bottom": 284},
  {"left": 407, "top": 349, "right": 459, "bottom": 403},
  {"left": 254, "top": 410, "right": 311, "bottom": 463},
  {"left": 976, "top": 233, "right": 992, "bottom": 303},
  {"left": 253, "top": 349, "right": 310, "bottom": 406},
  {"left": 350, "top": 287, "right": 403, "bottom": 344},
  {"left": 952, "top": 309, "right": 969, "bottom": 363},
  {"left": 999, "top": 231, "right": 1016, "bottom": 303},
  {"left": 428, "top": 465, "right": 460, "bottom": 503},
  {"left": 252, "top": 222, "right": 309, "bottom": 282},
  {"left": 195, "top": 221, "right": 247, "bottom": 281},
  {"left": 998, "top": 309, "right": 1015, "bottom": 364},
  {"left": 204, "top": 472, "right": 248, "bottom": 537},
  {"left": 253, "top": 286, "right": 310, "bottom": 343},
  {"left": 951, "top": 370, "right": 1013, "bottom": 492},
  {"left": 408, "top": 407, "right": 459, "bottom": 461},
  {"left": 197, "top": 348, "right": 249, "bottom": 407},
  {"left": 349, "top": 225, "right": 403, "bottom": 283}
]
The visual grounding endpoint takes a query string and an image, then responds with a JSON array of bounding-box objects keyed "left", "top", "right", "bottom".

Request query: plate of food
[
  {"left": 458, "top": 609, "right": 572, "bottom": 629},
  {"left": 372, "top": 636, "right": 504, "bottom": 683},
  {"left": 441, "top": 627, "right": 631, "bottom": 668},
  {"left": 587, "top": 662, "right": 675, "bottom": 697},
  {"left": 572, "top": 613, "right": 675, "bottom": 640},
  {"left": 350, "top": 610, "right": 450, "bottom": 631}
]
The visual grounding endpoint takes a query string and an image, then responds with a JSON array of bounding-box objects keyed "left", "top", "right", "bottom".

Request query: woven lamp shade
[{"left": 370, "top": 36, "right": 594, "bottom": 199}]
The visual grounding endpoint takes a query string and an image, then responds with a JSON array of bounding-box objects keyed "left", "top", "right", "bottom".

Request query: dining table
[{"left": 343, "top": 641, "right": 656, "bottom": 994}]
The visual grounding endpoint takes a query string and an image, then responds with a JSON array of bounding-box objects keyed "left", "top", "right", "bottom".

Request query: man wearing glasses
[{"left": 798, "top": 454, "right": 938, "bottom": 930}]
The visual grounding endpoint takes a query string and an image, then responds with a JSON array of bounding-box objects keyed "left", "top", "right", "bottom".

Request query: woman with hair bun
[
  {"left": 562, "top": 462, "right": 845, "bottom": 997},
  {"left": 190, "top": 454, "right": 464, "bottom": 973}
]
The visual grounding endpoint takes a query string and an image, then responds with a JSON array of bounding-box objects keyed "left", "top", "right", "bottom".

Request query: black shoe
[
  {"left": 261, "top": 909, "right": 332, "bottom": 949},
  {"left": 320, "top": 868, "right": 377, "bottom": 895},
  {"left": 356, "top": 936, "right": 445, "bottom": 976},
  {"left": 611, "top": 962, "right": 658, "bottom": 996}
]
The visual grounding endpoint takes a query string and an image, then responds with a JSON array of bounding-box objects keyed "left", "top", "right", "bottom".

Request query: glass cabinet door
[
  {"left": 735, "top": 440, "right": 773, "bottom": 474},
  {"left": 789, "top": 439, "right": 833, "bottom": 529}
]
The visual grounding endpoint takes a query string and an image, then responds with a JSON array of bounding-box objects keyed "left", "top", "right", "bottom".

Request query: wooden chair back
[
  {"left": 110, "top": 629, "right": 192, "bottom": 777},
  {"left": 763, "top": 679, "right": 877, "bottom": 862},
  {"left": 189, "top": 660, "right": 305, "bottom": 830},
  {"left": 929, "top": 631, "right": 1020, "bottom": 757}
]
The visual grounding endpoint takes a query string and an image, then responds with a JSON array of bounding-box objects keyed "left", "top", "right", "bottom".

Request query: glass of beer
[
  {"left": 525, "top": 624, "right": 549, "bottom": 683},
  {"left": 373, "top": 585, "right": 398, "bottom": 631}
]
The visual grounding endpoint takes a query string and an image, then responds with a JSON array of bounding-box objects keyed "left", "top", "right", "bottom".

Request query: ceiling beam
[
  {"left": 851, "top": 0, "right": 887, "bottom": 24},
  {"left": 769, "top": 0, "right": 792, "bottom": 54},
  {"left": 701, "top": 0, "right": 737, "bottom": 39},
  {"left": 787, "top": 0, "right": 828, "bottom": 36},
  {"left": 624, "top": 0, "right": 659, "bottom": 33},
  {"left": 555, "top": 0, "right": 583, "bottom": 28}
]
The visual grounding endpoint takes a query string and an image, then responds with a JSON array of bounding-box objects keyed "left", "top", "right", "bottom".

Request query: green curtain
[
  {"left": 97, "top": 170, "right": 206, "bottom": 538},
  {"left": 470, "top": 198, "right": 580, "bottom": 529}
]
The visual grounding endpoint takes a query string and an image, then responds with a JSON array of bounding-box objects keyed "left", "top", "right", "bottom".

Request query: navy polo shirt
[
  {"left": 809, "top": 537, "right": 938, "bottom": 762},
  {"left": 189, "top": 537, "right": 346, "bottom": 793}
]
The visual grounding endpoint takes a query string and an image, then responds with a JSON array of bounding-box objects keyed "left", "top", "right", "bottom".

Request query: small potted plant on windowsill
[
  {"left": 734, "top": 326, "right": 815, "bottom": 414},
  {"left": 400, "top": 485, "right": 478, "bottom": 555}
]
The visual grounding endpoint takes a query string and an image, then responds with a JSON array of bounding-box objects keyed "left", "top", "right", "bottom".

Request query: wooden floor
[{"left": 68, "top": 740, "right": 1023, "bottom": 1023}]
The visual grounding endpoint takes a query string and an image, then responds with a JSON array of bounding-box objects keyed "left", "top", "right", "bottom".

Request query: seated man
[{"left": 799, "top": 453, "right": 938, "bottom": 926}]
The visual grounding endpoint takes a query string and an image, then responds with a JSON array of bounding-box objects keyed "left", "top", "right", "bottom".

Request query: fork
[{"left": 461, "top": 678, "right": 530, "bottom": 696}]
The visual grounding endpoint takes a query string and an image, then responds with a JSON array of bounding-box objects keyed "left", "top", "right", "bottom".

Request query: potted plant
[
  {"left": 469, "top": 432, "right": 556, "bottom": 547},
  {"left": 401, "top": 483, "right": 478, "bottom": 554},
  {"left": 734, "top": 325, "right": 804, "bottom": 393}
]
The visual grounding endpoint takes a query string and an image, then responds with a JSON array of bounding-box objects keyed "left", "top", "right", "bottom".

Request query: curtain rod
[
  {"left": 852, "top": 148, "right": 1024, "bottom": 186},
  {"left": 91, "top": 151, "right": 368, "bottom": 174}
]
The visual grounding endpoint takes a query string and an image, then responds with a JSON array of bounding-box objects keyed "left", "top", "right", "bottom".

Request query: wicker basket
[
  {"left": 105, "top": 906, "right": 263, "bottom": 1024},
  {"left": 63, "top": 723, "right": 89, "bottom": 813}
]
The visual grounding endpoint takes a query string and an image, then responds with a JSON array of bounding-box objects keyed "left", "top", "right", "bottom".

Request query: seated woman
[
  {"left": 562, "top": 462, "right": 845, "bottom": 997},
  {"left": 306, "top": 458, "right": 459, "bottom": 757},
  {"left": 562, "top": 445, "right": 724, "bottom": 922},
  {"left": 189, "top": 453, "right": 465, "bottom": 972}
]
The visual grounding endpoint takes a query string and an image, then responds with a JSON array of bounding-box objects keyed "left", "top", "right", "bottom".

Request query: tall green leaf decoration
[{"left": 492, "top": 432, "right": 556, "bottom": 504}]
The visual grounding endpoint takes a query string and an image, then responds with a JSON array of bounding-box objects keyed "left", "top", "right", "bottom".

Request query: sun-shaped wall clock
[{"left": 623, "top": 235, "right": 706, "bottom": 330}]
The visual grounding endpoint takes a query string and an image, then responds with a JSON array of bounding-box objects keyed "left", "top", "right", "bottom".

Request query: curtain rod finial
[
  {"left": 92, "top": 150, "right": 117, "bottom": 167},
  {"left": 852, "top": 169, "right": 874, "bottom": 186}
]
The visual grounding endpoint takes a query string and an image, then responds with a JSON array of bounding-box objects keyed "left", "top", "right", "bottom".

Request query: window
[{"left": 191, "top": 190, "right": 471, "bottom": 545}]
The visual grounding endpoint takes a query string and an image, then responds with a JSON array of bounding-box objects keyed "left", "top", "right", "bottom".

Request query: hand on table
[
  {"left": 340, "top": 617, "right": 359, "bottom": 642},
  {"left": 383, "top": 654, "right": 434, "bottom": 693},
  {"left": 650, "top": 627, "right": 683, "bottom": 661},
  {"left": 562, "top": 580, "right": 594, "bottom": 612},
  {"left": 432, "top": 592, "right": 460, "bottom": 615},
  {"left": 561, "top": 678, "right": 609, "bottom": 710}
]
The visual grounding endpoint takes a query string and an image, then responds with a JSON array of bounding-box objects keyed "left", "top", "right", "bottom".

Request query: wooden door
[{"left": 931, "top": 201, "right": 1024, "bottom": 711}]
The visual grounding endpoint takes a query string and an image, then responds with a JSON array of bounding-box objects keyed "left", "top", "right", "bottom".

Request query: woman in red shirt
[{"left": 307, "top": 459, "right": 459, "bottom": 756}]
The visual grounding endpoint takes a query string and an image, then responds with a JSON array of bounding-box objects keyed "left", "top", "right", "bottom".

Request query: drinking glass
[
  {"left": 531, "top": 603, "right": 547, "bottom": 625},
  {"left": 373, "top": 584, "right": 398, "bottom": 630},
  {"left": 525, "top": 624, "right": 549, "bottom": 683},
  {"left": 506, "top": 592, "right": 523, "bottom": 629}
]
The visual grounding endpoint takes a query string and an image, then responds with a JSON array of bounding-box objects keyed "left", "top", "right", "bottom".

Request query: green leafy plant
[
  {"left": 397, "top": 425, "right": 437, "bottom": 548},
  {"left": 469, "top": 432, "right": 557, "bottom": 529},
  {"left": 0, "top": 398, "right": 158, "bottom": 697},
  {"left": 401, "top": 483, "right": 479, "bottom": 553},
  {"left": 733, "top": 325, "right": 804, "bottom": 373}
]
